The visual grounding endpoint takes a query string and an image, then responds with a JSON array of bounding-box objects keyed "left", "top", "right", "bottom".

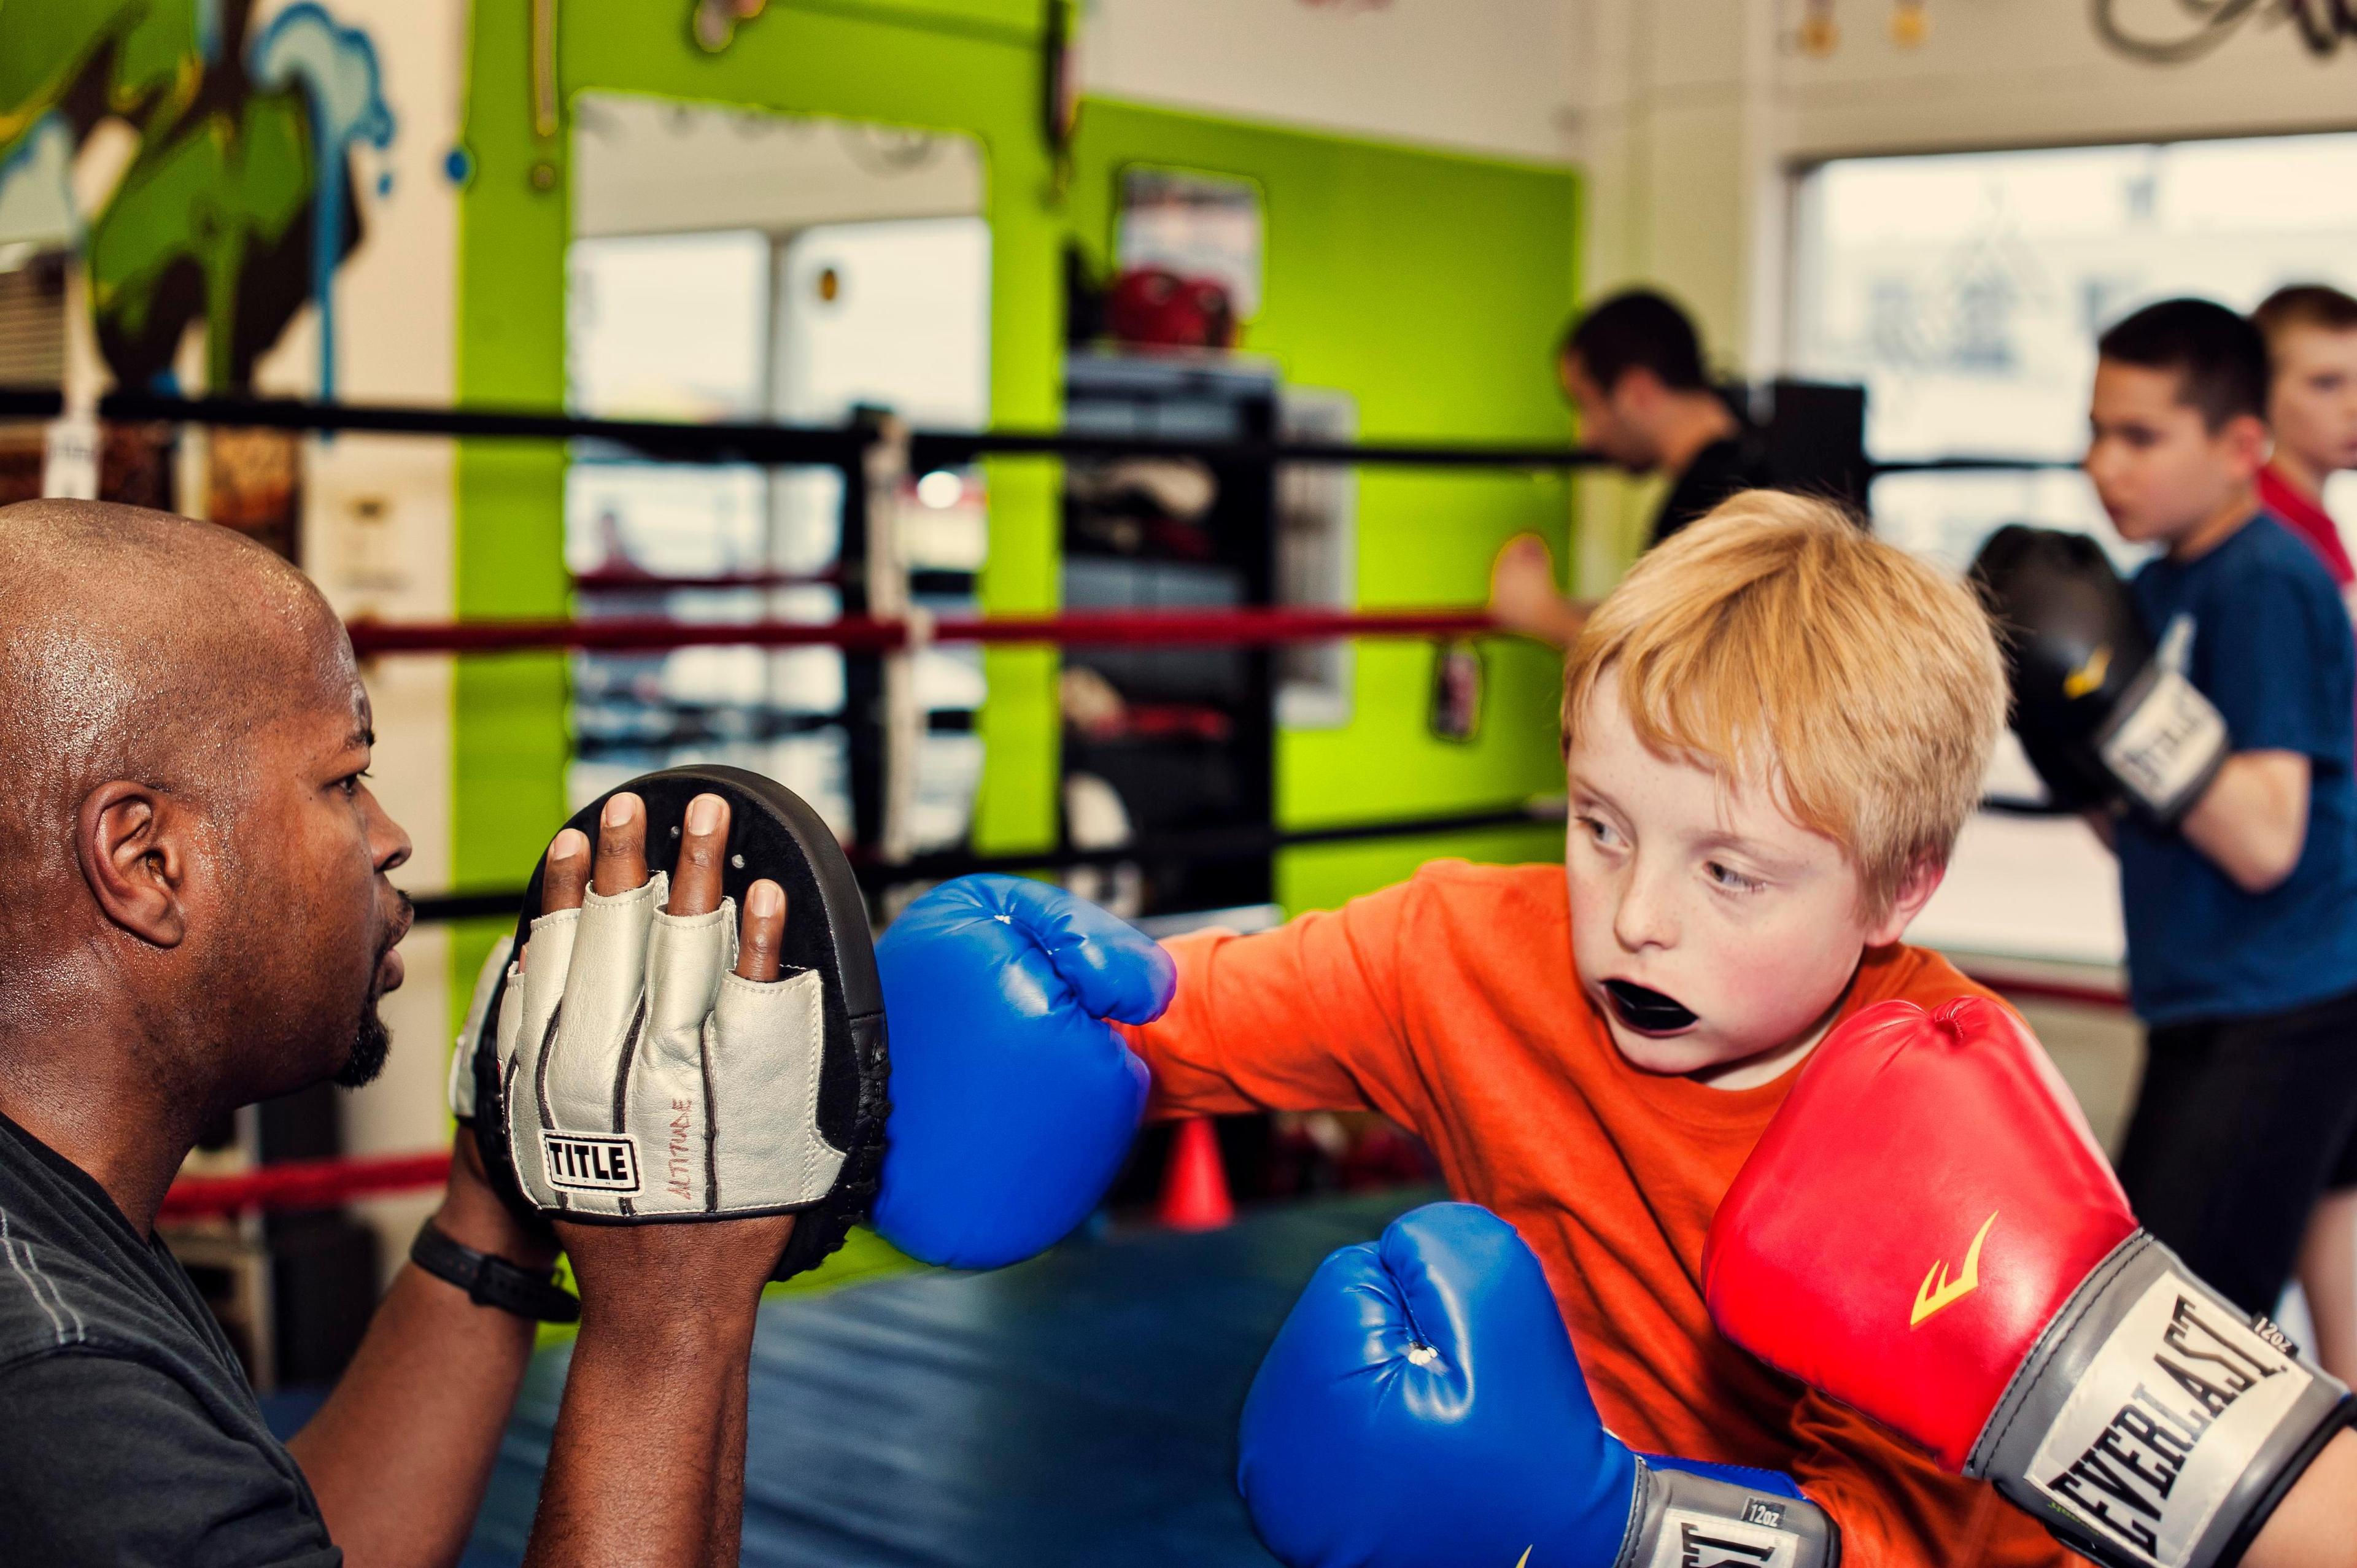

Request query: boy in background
[
  {"left": 2003, "top": 298, "right": 2357, "bottom": 1349},
  {"left": 2252, "top": 282, "right": 2357, "bottom": 1383},
  {"left": 2253, "top": 284, "right": 2357, "bottom": 611}
]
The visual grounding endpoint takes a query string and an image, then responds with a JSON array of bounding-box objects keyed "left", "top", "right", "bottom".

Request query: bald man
[{"left": 0, "top": 500, "right": 795, "bottom": 1567}]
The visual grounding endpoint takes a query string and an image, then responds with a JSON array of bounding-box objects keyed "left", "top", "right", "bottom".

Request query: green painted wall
[
  {"left": 451, "top": 0, "right": 1069, "bottom": 998},
  {"left": 1066, "top": 102, "right": 1578, "bottom": 911},
  {"left": 451, "top": 4, "right": 1577, "bottom": 970}
]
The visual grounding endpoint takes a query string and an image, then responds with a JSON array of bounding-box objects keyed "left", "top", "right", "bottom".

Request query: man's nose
[{"left": 362, "top": 783, "right": 412, "bottom": 876}]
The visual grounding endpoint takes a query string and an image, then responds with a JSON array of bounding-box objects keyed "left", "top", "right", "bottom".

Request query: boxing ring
[
  {"left": 50, "top": 384, "right": 2107, "bottom": 1560},
  {"left": 461, "top": 1189, "right": 1431, "bottom": 1567}
]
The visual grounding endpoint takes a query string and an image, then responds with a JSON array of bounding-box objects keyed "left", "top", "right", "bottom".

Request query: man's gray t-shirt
[{"left": 0, "top": 1108, "right": 339, "bottom": 1565}]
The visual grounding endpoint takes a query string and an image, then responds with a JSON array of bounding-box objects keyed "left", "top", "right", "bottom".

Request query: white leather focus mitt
[{"left": 493, "top": 870, "right": 844, "bottom": 1219}]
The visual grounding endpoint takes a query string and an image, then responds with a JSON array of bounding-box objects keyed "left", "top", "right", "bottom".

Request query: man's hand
[
  {"left": 522, "top": 791, "right": 794, "bottom": 1568},
  {"left": 1487, "top": 534, "right": 1589, "bottom": 647},
  {"left": 435, "top": 1118, "right": 560, "bottom": 1275}
]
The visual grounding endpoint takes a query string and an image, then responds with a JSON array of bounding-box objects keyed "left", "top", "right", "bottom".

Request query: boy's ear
[
  {"left": 2220, "top": 411, "right": 2270, "bottom": 477},
  {"left": 1865, "top": 854, "right": 1947, "bottom": 948}
]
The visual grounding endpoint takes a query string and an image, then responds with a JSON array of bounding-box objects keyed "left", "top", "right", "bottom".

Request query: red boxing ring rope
[
  {"left": 197, "top": 597, "right": 2134, "bottom": 1219},
  {"left": 153, "top": 972, "right": 2128, "bottom": 1217},
  {"left": 346, "top": 606, "right": 1499, "bottom": 656},
  {"left": 160, "top": 1150, "right": 454, "bottom": 1221}
]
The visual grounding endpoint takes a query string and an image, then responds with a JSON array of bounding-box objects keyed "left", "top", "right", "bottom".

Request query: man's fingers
[
  {"left": 736, "top": 879, "right": 786, "bottom": 981},
  {"left": 670, "top": 792, "right": 730, "bottom": 916},
  {"left": 544, "top": 829, "right": 591, "bottom": 913},
  {"left": 592, "top": 792, "right": 648, "bottom": 897},
  {"left": 521, "top": 828, "right": 592, "bottom": 972}
]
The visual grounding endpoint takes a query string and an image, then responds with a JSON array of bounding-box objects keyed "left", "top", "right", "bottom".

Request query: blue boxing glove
[
  {"left": 1239, "top": 1203, "right": 1840, "bottom": 1568},
  {"left": 871, "top": 876, "right": 1176, "bottom": 1269}
]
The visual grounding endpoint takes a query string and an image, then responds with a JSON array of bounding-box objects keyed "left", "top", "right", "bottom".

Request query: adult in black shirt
[
  {"left": 1651, "top": 424, "right": 1769, "bottom": 547},
  {"left": 1490, "top": 288, "right": 1768, "bottom": 644},
  {"left": 0, "top": 499, "right": 795, "bottom": 1566}
]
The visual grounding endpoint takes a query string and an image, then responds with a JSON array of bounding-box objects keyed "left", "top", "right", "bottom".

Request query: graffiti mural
[
  {"left": 2093, "top": 0, "right": 2357, "bottom": 63},
  {"left": 0, "top": 0, "right": 395, "bottom": 396}
]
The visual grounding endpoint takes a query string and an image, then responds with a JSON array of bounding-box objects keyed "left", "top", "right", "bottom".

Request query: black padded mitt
[{"left": 467, "top": 765, "right": 890, "bottom": 1281}]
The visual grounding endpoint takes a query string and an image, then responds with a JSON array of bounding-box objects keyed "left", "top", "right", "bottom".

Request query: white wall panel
[{"left": 1079, "top": 0, "right": 1581, "bottom": 164}]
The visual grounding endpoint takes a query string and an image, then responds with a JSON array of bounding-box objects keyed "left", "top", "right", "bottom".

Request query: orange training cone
[{"left": 1157, "top": 1117, "right": 1234, "bottom": 1231}]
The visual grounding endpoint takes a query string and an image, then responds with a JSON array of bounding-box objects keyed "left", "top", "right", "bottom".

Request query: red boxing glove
[
  {"left": 1703, "top": 997, "right": 2353, "bottom": 1568},
  {"left": 1105, "top": 267, "right": 1236, "bottom": 350}
]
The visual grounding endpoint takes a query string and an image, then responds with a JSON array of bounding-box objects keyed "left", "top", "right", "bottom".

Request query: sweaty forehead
[
  {"left": 325, "top": 678, "right": 375, "bottom": 753},
  {"left": 0, "top": 500, "right": 351, "bottom": 797},
  {"left": 258, "top": 660, "right": 368, "bottom": 741}
]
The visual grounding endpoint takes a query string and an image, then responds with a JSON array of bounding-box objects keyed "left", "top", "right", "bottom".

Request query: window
[{"left": 563, "top": 218, "right": 993, "bottom": 848}]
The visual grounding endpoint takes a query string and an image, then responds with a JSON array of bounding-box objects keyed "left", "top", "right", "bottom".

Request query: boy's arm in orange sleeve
[
  {"left": 1785, "top": 1393, "right": 2086, "bottom": 1568},
  {"left": 1119, "top": 879, "right": 1424, "bottom": 1125}
]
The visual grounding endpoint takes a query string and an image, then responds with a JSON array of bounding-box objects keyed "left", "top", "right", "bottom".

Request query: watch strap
[{"left": 410, "top": 1221, "right": 581, "bottom": 1324}]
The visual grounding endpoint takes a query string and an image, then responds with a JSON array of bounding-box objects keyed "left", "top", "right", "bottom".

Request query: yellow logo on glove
[
  {"left": 2062, "top": 646, "right": 2111, "bottom": 700},
  {"left": 1911, "top": 1211, "right": 1997, "bottom": 1327}
]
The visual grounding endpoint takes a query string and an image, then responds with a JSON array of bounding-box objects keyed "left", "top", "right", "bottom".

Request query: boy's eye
[
  {"left": 1576, "top": 815, "right": 1621, "bottom": 849},
  {"left": 1706, "top": 860, "right": 1765, "bottom": 894}
]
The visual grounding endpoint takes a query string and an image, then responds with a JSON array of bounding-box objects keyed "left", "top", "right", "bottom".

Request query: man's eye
[{"left": 339, "top": 770, "right": 372, "bottom": 797}]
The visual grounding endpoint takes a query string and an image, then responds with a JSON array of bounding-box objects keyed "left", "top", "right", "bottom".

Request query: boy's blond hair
[{"left": 1562, "top": 491, "right": 2005, "bottom": 919}]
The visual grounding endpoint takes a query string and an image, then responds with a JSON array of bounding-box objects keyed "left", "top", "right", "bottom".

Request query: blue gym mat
[{"left": 463, "top": 1188, "right": 1432, "bottom": 1566}]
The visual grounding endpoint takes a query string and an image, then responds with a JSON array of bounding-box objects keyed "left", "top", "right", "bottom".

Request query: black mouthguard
[{"left": 1603, "top": 979, "right": 1699, "bottom": 1033}]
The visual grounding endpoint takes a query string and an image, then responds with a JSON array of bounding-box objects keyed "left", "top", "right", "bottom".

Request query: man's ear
[
  {"left": 1864, "top": 854, "right": 1947, "bottom": 948},
  {"left": 76, "top": 781, "right": 188, "bottom": 948},
  {"left": 1612, "top": 365, "right": 1665, "bottom": 415}
]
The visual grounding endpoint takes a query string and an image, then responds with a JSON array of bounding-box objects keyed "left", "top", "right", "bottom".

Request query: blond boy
[{"left": 1118, "top": 493, "right": 2070, "bottom": 1566}]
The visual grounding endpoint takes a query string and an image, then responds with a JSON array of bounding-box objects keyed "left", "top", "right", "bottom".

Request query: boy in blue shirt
[{"left": 2088, "top": 298, "right": 2357, "bottom": 1318}]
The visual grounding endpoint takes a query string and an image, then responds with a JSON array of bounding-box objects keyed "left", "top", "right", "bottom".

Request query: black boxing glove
[{"left": 1971, "top": 524, "right": 2229, "bottom": 825}]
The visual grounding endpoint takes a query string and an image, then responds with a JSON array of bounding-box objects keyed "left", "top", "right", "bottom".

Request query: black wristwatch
[{"left": 410, "top": 1222, "right": 581, "bottom": 1324}]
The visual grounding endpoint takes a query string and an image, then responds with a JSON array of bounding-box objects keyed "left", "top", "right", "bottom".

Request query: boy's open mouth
[{"left": 1602, "top": 979, "right": 1699, "bottom": 1035}]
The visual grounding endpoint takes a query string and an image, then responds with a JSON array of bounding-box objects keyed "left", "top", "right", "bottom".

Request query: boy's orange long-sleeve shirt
[{"left": 1121, "top": 859, "right": 2080, "bottom": 1568}]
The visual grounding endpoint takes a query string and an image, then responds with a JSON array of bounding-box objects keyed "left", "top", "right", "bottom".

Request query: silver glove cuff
[
  {"left": 1968, "top": 1230, "right": 2355, "bottom": 1568},
  {"left": 1619, "top": 1456, "right": 1841, "bottom": 1568}
]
